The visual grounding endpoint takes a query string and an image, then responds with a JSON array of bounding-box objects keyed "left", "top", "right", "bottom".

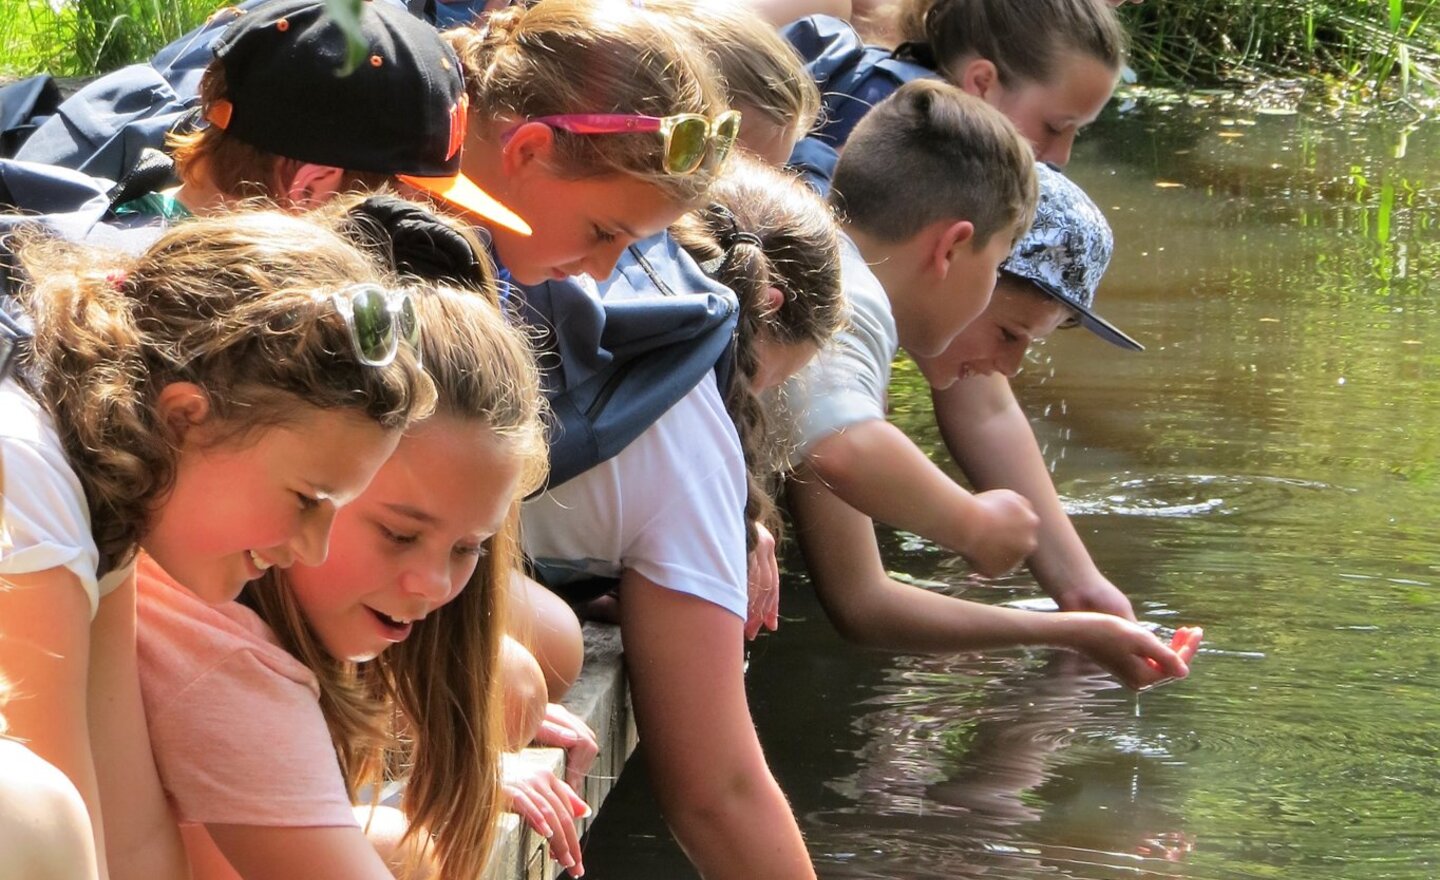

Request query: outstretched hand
[
  {"left": 502, "top": 752, "right": 590, "bottom": 877},
  {"left": 1062, "top": 615, "right": 1197, "bottom": 690}
]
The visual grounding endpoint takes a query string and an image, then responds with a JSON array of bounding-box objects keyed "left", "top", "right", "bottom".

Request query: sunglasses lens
[
  {"left": 712, "top": 111, "right": 742, "bottom": 166},
  {"left": 666, "top": 116, "right": 709, "bottom": 174},
  {"left": 398, "top": 294, "right": 422, "bottom": 363},
  {"left": 349, "top": 286, "right": 397, "bottom": 365}
]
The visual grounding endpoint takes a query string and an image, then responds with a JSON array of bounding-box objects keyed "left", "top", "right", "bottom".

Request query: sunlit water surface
[{"left": 579, "top": 96, "right": 1440, "bottom": 879}]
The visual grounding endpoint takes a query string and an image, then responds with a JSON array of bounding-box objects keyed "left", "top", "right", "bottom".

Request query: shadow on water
[{"left": 578, "top": 95, "right": 1440, "bottom": 878}]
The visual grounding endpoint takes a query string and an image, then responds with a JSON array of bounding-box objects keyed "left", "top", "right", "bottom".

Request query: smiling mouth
[{"left": 366, "top": 607, "right": 418, "bottom": 640}]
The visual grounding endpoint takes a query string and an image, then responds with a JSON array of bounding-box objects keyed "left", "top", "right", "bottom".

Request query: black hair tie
[{"left": 699, "top": 203, "right": 763, "bottom": 277}]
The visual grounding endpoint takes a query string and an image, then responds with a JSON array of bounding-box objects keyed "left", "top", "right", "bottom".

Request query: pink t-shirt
[{"left": 136, "top": 555, "right": 357, "bottom": 828}]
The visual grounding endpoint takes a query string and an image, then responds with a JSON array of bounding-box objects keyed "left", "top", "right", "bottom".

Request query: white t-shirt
[
  {"left": 522, "top": 373, "right": 749, "bottom": 620},
  {"left": 0, "top": 378, "right": 129, "bottom": 617},
  {"left": 775, "top": 233, "right": 899, "bottom": 460}
]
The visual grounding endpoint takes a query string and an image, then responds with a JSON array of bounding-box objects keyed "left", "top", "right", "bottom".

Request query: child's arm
[
  {"left": 0, "top": 739, "right": 99, "bottom": 880},
  {"left": 0, "top": 569, "right": 109, "bottom": 878},
  {"left": 805, "top": 418, "right": 1039, "bottom": 577},
  {"left": 931, "top": 372, "right": 1138, "bottom": 620},
  {"left": 619, "top": 572, "right": 817, "bottom": 880},
  {"left": 206, "top": 825, "right": 399, "bottom": 880},
  {"left": 786, "top": 467, "right": 1188, "bottom": 688}
]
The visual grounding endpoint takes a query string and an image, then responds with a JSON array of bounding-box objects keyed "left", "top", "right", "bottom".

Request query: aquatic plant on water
[{"left": 1121, "top": 0, "right": 1440, "bottom": 104}]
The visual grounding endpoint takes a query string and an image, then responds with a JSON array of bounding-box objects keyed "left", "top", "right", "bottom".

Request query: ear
[
  {"left": 929, "top": 220, "right": 975, "bottom": 278},
  {"left": 757, "top": 285, "right": 785, "bottom": 319},
  {"left": 155, "top": 382, "right": 213, "bottom": 445},
  {"left": 956, "top": 58, "right": 1000, "bottom": 100},
  {"left": 499, "top": 122, "right": 556, "bottom": 178},
  {"left": 284, "top": 162, "right": 348, "bottom": 208}
]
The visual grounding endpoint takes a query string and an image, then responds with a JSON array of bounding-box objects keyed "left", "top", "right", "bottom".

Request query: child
[
  {"left": 0, "top": 208, "right": 433, "bottom": 879},
  {"left": 781, "top": 81, "right": 1188, "bottom": 688},
  {"left": 652, "top": 0, "right": 824, "bottom": 166},
  {"left": 3, "top": 0, "right": 528, "bottom": 245},
  {"left": 669, "top": 155, "right": 847, "bottom": 636},
  {"left": 442, "top": 0, "right": 733, "bottom": 285},
  {"left": 785, "top": 0, "right": 1126, "bottom": 165},
  {"left": 138, "top": 265, "right": 559, "bottom": 880},
  {"left": 522, "top": 155, "right": 845, "bottom": 880},
  {"left": 436, "top": 0, "right": 738, "bottom": 696},
  {"left": 786, "top": 0, "right": 1144, "bottom": 622}
]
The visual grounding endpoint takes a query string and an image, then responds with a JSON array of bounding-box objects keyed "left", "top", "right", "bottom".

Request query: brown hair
[
  {"left": 170, "top": 64, "right": 390, "bottom": 201},
  {"left": 832, "top": 79, "right": 1038, "bottom": 247},
  {"left": 670, "top": 155, "right": 843, "bottom": 546},
  {"left": 898, "top": 0, "right": 1127, "bottom": 86},
  {"left": 649, "top": 0, "right": 821, "bottom": 139},
  {"left": 11, "top": 208, "right": 435, "bottom": 573},
  {"left": 444, "top": 0, "right": 730, "bottom": 206},
  {"left": 246, "top": 283, "right": 547, "bottom": 880}
]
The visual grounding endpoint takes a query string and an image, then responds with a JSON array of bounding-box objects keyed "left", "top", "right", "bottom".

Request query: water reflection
[{"left": 580, "top": 96, "right": 1440, "bottom": 878}]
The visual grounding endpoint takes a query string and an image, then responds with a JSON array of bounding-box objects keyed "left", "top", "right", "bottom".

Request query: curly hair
[{"left": 11, "top": 207, "right": 436, "bottom": 574}]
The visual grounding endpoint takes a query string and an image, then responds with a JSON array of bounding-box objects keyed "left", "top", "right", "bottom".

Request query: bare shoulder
[{"left": 0, "top": 738, "right": 100, "bottom": 880}]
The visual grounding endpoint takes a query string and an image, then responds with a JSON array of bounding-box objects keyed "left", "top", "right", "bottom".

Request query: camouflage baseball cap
[{"left": 1001, "top": 162, "right": 1142, "bottom": 351}]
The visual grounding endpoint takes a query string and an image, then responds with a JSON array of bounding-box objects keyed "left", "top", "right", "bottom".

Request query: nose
[
  {"left": 1037, "top": 131, "right": 1076, "bottom": 167},
  {"left": 997, "top": 343, "right": 1028, "bottom": 378},
  {"left": 401, "top": 556, "right": 457, "bottom": 605},
  {"left": 290, "top": 507, "right": 336, "bottom": 567},
  {"left": 584, "top": 240, "right": 631, "bottom": 281}
]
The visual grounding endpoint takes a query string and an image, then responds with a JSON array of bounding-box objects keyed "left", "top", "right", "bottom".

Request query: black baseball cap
[{"left": 206, "top": 0, "right": 529, "bottom": 234}]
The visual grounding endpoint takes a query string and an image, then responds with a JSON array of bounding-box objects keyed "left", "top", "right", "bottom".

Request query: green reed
[
  {"left": 0, "top": 0, "right": 214, "bottom": 79},
  {"left": 1120, "top": 0, "right": 1440, "bottom": 101}
]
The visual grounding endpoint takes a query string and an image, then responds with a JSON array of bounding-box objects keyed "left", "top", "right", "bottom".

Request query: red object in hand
[
  {"left": 1170, "top": 626, "right": 1203, "bottom": 664},
  {"left": 1145, "top": 626, "right": 1204, "bottom": 674}
]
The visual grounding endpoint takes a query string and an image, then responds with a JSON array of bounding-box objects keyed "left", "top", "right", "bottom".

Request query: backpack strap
[{"left": 104, "top": 146, "right": 177, "bottom": 211}]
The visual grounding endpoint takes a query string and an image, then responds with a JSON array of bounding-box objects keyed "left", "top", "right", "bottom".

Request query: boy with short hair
[{"left": 783, "top": 82, "right": 1186, "bottom": 685}]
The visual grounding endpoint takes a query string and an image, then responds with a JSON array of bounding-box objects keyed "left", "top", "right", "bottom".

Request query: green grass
[
  {"left": 1121, "top": 0, "right": 1440, "bottom": 102},
  {"left": 0, "top": 0, "right": 215, "bottom": 79}
]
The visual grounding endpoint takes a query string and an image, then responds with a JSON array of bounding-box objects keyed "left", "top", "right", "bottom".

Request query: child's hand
[
  {"left": 1059, "top": 614, "right": 1191, "bottom": 690},
  {"left": 1053, "top": 575, "right": 1138, "bottom": 622},
  {"left": 961, "top": 489, "right": 1039, "bottom": 577},
  {"left": 534, "top": 703, "right": 600, "bottom": 791},
  {"left": 745, "top": 522, "right": 781, "bottom": 640},
  {"left": 502, "top": 752, "right": 590, "bottom": 877}
]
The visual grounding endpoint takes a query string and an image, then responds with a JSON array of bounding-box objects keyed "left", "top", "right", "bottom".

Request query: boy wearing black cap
[{"left": 135, "top": 0, "right": 527, "bottom": 233}]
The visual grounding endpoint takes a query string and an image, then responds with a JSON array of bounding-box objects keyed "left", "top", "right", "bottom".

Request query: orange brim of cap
[{"left": 398, "top": 172, "right": 531, "bottom": 236}]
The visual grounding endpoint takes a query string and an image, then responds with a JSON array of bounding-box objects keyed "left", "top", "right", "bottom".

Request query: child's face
[
  {"left": 736, "top": 109, "right": 800, "bottom": 168},
  {"left": 144, "top": 402, "right": 400, "bottom": 605},
  {"left": 912, "top": 281, "right": 1072, "bottom": 390},
  {"left": 905, "top": 228, "right": 1014, "bottom": 358},
  {"left": 466, "top": 128, "right": 691, "bottom": 285},
  {"left": 285, "top": 415, "right": 524, "bottom": 662},
  {"left": 984, "top": 52, "right": 1118, "bottom": 167}
]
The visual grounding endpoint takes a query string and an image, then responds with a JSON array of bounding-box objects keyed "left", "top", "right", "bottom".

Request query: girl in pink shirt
[{"left": 139, "top": 208, "right": 563, "bottom": 880}]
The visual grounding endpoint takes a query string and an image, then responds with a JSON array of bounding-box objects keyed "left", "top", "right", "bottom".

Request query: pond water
[{"left": 580, "top": 96, "right": 1440, "bottom": 879}]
